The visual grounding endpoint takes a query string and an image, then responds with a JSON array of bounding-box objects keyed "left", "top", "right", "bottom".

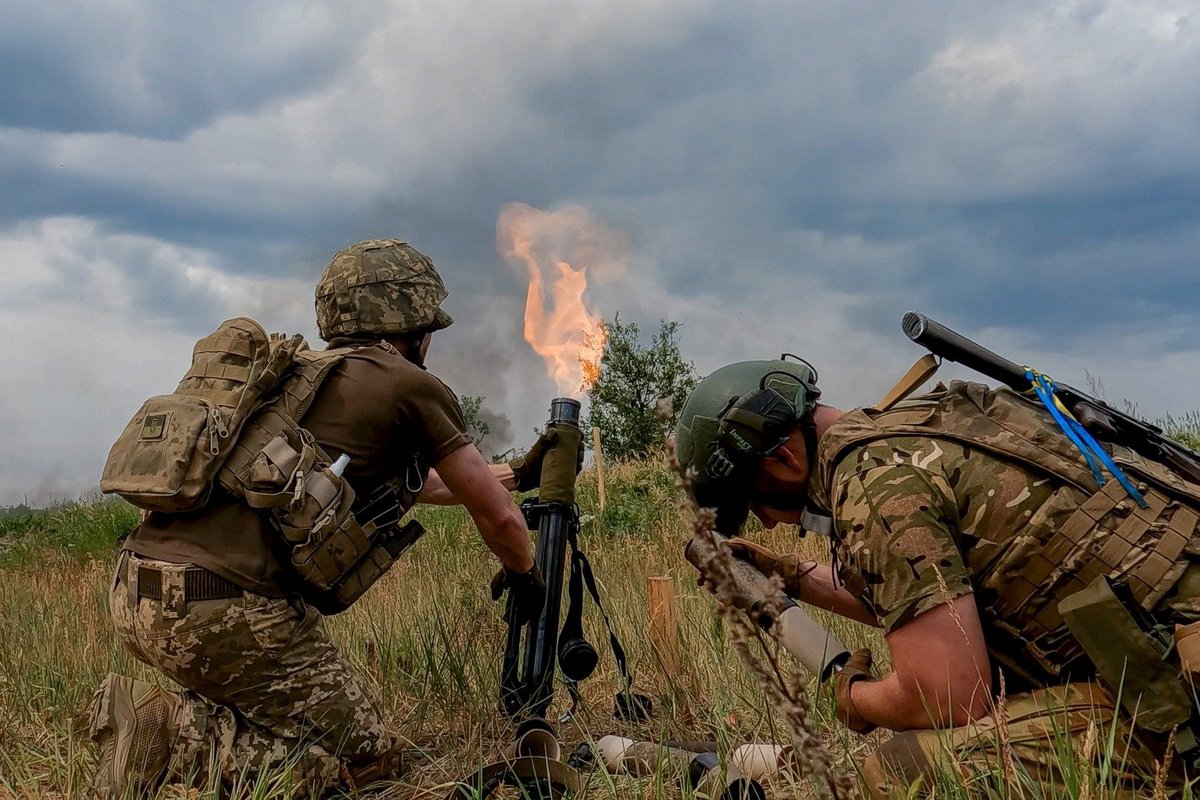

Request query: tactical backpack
[{"left": 101, "top": 317, "right": 423, "bottom": 612}]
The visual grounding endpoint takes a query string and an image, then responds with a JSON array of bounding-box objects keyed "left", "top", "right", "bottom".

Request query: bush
[{"left": 585, "top": 316, "right": 697, "bottom": 461}]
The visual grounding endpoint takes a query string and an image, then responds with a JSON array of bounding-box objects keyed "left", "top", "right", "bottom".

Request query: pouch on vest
[
  {"left": 286, "top": 479, "right": 426, "bottom": 615},
  {"left": 100, "top": 318, "right": 304, "bottom": 512},
  {"left": 223, "top": 417, "right": 423, "bottom": 610},
  {"left": 1060, "top": 575, "right": 1192, "bottom": 734}
]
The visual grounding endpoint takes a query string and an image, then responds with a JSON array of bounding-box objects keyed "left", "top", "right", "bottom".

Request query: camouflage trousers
[
  {"left": 109, "top": 552, "right": 395, "bottom": 796},
  {"left": 861, "top": 682, "right": 1173, "bottom": 799}
]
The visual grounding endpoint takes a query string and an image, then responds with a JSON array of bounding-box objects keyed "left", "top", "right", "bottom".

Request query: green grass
[
  {"left": 0, "top": 459, "right": 1188, "bottom": 798},
  {"left": 0, "top": 496, "right": 139, "bottom": 568}
]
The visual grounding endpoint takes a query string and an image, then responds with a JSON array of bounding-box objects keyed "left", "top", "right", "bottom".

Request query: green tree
[
  {"left": 459, "top": 395, "right": 491, "bottom": 450},
  {"left": 585, "top": 315, "right": 698, "bottom": 460}
]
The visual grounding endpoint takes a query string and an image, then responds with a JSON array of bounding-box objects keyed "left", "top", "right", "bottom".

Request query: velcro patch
[{"left": 140, "top": 413, "right": 169, "bottom": 441}]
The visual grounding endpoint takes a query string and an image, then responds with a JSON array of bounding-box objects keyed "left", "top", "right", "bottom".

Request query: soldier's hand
[
  {"left": 726, "top": 538, "right": 816, "bottom": 598},
  {"left": 833, "top": 648, "right": 876, "bottom": 734},
  {"left": 507, "top": 431, "right": 560, "bottom": 492},
  {"left": 490, "top": 563, "right": 547, "bottom": 623},
  {"left": 726, "top": 538, "right": 784, "bottom": 574}
]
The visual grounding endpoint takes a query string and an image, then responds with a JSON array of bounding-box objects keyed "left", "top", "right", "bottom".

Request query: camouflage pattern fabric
[
  {"left": 817, "top": 429, "right": 1200, "bottom": 684},
  {"left": 822, "top": 434, "right": 1058, "bottom": 633},
  {"left": 109, "top": 553, "right": 394, "bottom": 796},
  {"left": 861, "top": 683, "right": 1166, "bottom": 799},
  {"left": 315, "top": 239, "right": 453, "bottom": 340}
]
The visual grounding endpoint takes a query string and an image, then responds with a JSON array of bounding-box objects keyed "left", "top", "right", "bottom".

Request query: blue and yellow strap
[{"left": 1024, "top": 368, "right": 1147, "bottom": 509}]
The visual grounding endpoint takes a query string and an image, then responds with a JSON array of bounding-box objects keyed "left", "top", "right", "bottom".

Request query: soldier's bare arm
[
  {"left": 795, "top": 563, "right": 880, "bottom": 626},
  {"left": 433, "top": 445, "right": 534, "bottom": 572},
  {"left": 848, "top": 594, "right": 992, "bottom": 731},
  {"left": 419, "top": 462, "right": 518, "bottom": 504}
]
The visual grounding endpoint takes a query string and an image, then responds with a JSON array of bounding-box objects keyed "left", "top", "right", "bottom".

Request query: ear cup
[{"left": 716, "top": 387, "right": 797, "bottom": 461}]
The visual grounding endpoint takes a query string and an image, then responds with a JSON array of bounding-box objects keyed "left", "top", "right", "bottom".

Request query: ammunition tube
[
  {"left": 664, "top": 742, "right": 793, "bottom": 781},
  {"left": 512, "top": 717, "right": 562, "bottom": 762},
  {"left": 595, "top": 738, "right": 765, "bottom": 800}
]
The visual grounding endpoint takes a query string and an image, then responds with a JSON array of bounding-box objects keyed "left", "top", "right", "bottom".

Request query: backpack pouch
[{"left": 100, "top": 394, "right": 223, "bottom": 512}]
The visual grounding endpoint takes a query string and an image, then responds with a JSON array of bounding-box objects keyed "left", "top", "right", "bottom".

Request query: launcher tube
[{"left": 501, "top": 398, "right": 581, "bottom": 719}]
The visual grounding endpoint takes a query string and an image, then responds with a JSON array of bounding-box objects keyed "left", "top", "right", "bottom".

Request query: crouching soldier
[
  {"left": 676, "top": 356, "right": 1200, "bottom": 797},
  {"left": 88, "top": 240, "right": 567, "bottom": 797}
]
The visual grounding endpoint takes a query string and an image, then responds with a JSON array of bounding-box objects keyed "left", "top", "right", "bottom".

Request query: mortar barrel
[{"left": 549, "top": 397, "right": 581, "bottom": 427}]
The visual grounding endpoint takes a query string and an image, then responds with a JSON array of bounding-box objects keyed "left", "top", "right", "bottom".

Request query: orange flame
[{"left": 497, "top": 203, "right": 617, "bottom": 397}]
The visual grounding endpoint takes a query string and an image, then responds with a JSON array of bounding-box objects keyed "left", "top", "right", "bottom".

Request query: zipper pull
[
  {"left": 212, "top": 407, "right": 230, "bottom": 438},
  {"left": 209, "top": 418, "right": 220, "bottom": 455}
]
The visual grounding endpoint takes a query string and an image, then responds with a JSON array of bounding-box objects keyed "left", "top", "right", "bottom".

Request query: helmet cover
[{"left": 315, "top": 239, "right": 453, "bottom": 340}]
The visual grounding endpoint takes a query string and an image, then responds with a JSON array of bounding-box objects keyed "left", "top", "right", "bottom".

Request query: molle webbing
[
  {"left": 816, "top": 381, "right": 1200, "bottom": 677},
  {"left": 991, "top": 482, "right": 1198, "bottom": 672},
  {"left": 101, "top": 317, "right": 298, "bottom": 512},
  {"left": 277, "top": 349, "right": 353, "bottom": 422},
  {"left": 216, "top": 347, "right": 351, "bottom": 502}
]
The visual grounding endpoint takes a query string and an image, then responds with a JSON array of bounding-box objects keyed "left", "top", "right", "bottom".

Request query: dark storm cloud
[
  {"left": 3, "top": 0, "right": 1200, "bottom": 503},
  {"left": 0, "top": 2, "right": 368, "bottom": 137}
]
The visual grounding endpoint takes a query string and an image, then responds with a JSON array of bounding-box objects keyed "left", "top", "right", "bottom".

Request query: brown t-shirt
[{"left": 124, "top": 342, "right": 471, "bottom": 596}]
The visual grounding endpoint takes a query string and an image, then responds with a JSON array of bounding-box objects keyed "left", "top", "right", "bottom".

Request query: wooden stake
[
  {"left": 592, "top": 426, "right": 606, "bottom": 515},
  {"left": 647, "top": 576, "right": 681, "bottom": 679}
]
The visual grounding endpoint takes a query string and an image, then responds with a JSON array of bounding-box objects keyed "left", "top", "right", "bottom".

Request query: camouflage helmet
[
  {"left": 675, "top": 356, "right": 820, "bottom": 533},
  {"left": 315, "top": 239, "right": 454, "bottom": 340}
]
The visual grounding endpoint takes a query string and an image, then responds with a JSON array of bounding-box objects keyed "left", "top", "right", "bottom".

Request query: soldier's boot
[
  {"left": 87, "top": 673, "right": 181, "bottom": 799},
  {"left": 342, "top": 746, "right": 408, "bottom": 792}
]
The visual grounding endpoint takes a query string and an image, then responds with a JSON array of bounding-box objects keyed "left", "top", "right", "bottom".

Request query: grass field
[{"left": 0, "top": 455, "right": 1192, "bottom": 798}]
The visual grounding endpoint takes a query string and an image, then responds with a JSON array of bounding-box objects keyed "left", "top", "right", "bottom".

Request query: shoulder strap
[
  {"left": 561, "top": 527, "right": 635, "bottom": 695},
  {"left": 875, "top": 354, "right": 940, "bottom": 412}
]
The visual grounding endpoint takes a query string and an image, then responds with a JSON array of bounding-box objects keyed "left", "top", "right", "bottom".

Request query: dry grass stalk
[
  {"left": 1079, "top": 721, "right": 1098, "bottom": 800},
  {"left": 663, "top": 426, "right": 858, "bottom": 799},
  {"left": 930, "top": 562, "right": 969, "bottom": 646},
  {"left": 994, "top": 670, "right": 1024, "bottom": 800},
  {"left": 1151, "top": 726, "right": 1175, "bottom": 800}
]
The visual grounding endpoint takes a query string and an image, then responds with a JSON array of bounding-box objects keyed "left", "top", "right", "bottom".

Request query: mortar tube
[{"left": 503, "top": 397, "right": 582, "bottom": 719}]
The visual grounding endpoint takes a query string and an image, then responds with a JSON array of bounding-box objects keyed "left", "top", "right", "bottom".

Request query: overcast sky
[{"left": 2, "top": 0, "right": 1199, "bottom": 505}]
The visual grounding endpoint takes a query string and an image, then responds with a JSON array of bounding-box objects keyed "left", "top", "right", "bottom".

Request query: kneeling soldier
[
  {"left": 676, "top": 356, "right": 1200, "bottom": 797},
  {"left": 89, "top": 240, "right": 561, "bottom": 797}
]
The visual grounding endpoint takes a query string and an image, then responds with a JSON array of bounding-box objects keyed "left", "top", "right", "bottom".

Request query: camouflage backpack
[
  {"left": 100, "top": 318, "right": 304, "bottom": 512},
  {"left": 102, "top": 318, "right": 419, "bottom": 611}
]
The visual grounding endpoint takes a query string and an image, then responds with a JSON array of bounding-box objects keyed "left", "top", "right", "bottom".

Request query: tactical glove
[
  {"left": 508, "top": 430, "right": 557, "bottom": 492},
  {"left": 490, "top": 563, "right": 547, "bottom": 624},
  {"left": 833, "top": 648, "right": 876, "bottom": 734},
  {"left": 726, "top": 538, "right": 817, "bottom": 598}
]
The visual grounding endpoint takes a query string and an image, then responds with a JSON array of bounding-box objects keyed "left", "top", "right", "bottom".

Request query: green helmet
[
  {"left": 675, "top": 356, "right": 820, "bottom": 533},
  {"left": 315, "top": 239, "right": 454, "bottom": 340}
]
